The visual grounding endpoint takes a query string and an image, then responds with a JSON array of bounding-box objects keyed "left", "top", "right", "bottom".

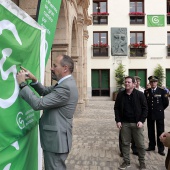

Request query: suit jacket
[
  {"left": 19, "top": 75, "right": 78, "bottom": 153},
  {"left": 144, "top": 87, "right": 169, "bottom": 120}
]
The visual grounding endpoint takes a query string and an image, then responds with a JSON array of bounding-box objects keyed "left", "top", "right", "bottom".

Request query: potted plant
[
  {"left": 113, "top": 63, "right": 126, "bottom": 101},
  {"left": 153, "top": 64, "right": 165, "bottom": 87}
]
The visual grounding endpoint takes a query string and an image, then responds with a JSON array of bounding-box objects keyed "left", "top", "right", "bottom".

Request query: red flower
[
  {"left": 129, "top": 43, "right": 147, "bottom": 48},
  {"left": 140, "top": 44, "right": 148, "bottom": 48},
  {"left": 92, "top": 43, "right": 108, "bottom": 47},
  {"left": 92, "top": 43, "right": 99, "bottom": 47},
  {"left": 129, "top": 12, "right": 145, "bottom": 15}
]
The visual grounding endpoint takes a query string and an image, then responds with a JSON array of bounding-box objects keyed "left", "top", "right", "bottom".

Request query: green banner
[
  {"left": 37, "top": 0, "right": 62, "bottom": 64},
  {"left": 147, "top": 15, "right": 165, "bottom": 27},
  {"left": 0, "top": 126, "right": 38, "bottom": 170},
  {"left": 0, "top": 0, "right": 46, "bottom": 169}
]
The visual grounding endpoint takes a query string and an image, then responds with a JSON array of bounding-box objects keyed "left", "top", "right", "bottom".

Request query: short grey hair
[{"left": 60, "top": 55, "right": 74, "bottom": 73}]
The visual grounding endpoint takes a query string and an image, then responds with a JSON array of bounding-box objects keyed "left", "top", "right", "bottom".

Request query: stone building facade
[{"left": 12, "top": 0, "right": 92, "bottom": 111}]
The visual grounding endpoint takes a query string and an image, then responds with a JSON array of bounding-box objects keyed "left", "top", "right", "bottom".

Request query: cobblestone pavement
[{"left": 66, "top": 98, "right": 170, "bottom": 170}]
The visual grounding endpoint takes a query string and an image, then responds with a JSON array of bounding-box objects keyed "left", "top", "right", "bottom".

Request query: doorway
[{"left": 91, "top": 69, "right": 110, "bottom": 96}]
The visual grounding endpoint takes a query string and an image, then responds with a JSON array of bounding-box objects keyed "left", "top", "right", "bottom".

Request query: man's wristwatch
[{"left": 19, "top": 82, "right": 27, "bottom": 89}]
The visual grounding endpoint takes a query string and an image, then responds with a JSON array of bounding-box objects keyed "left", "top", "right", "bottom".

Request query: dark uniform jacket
[
  {"left": 144, "top": 87, "right": 169, "bottom": 120},
  {"left": 114, "top": 88, "right": 148, "bottom": 123}
]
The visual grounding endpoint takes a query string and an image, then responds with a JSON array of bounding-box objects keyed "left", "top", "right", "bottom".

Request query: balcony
[
  {"left": 129, "top": 12, "right": 145, "bottom": 24},
  {"left": 92, "top": 12, "right": 109, "bottom": 16},
  {"left": 92, "top": 44, "right": 109, "bottom": 57},
  {"left": 167, "top": 45, "right": 170, "bottom": 56},
  {"left": 129, "top": 44, "right": 147, "bottom": 57},
  {"left": 129, "top": 12, "right": 145, "bottom": 16},
  {"left": 129, "top": 43, "right": 147, "bottom": 48},
  {"left": 92, "top": 12, "right": 109, "bottom": 25}
]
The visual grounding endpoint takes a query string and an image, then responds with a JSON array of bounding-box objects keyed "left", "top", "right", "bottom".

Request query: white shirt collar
[{"left": 58, "top": 75, "right": 71, "bottom": 84}]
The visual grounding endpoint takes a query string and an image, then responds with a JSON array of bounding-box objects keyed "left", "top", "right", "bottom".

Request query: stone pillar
[
  {"left": 19, "top": 0, "right": 38, "bottom": 17},
  {"left": 75, "top": 15, "right": 85, "bottom": 112},
  {"left": 83, "top": 29, "right": 89, "bottom": 106}
]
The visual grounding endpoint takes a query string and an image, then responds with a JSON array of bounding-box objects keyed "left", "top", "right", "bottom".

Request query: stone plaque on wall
[{"left": 111, "top": 28, "right": 127, "bottom": 56}]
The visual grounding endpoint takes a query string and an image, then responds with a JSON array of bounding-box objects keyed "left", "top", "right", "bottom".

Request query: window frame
[
  {"left": 130, "top": 31, "right": 146, "bottom": 57},
  {"left": 129, "top": 0, "right": 145, "bottom": 24},
  {"left": 93, "top": 0, "right": 108, "bottom": 25},
  {"left": 93, "top": 31, "right": 108, "bottom": 57},
  {"left": 167, "top": 1, "right": 170, "bottom": 24}
]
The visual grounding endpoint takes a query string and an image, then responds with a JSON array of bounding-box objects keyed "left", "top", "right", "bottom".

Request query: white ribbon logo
[
  {"left": 152, "top": 16, "right": 159, "bottom": 24},
  {"left": 0, "top": 20, "right": 22, "bottom": 109}
]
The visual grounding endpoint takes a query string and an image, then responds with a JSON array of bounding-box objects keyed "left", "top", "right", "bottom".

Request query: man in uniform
[{"left": 144, "top": 76, "right": 169, "bottom": 156}]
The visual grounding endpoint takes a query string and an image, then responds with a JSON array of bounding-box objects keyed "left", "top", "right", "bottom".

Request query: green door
[
  {"left": 166, "top": 69, "right": 170, "bottom": 88},
  {"left": 129, "top": 69, "right": 146, "bottom": 88},
  {"left": 92, "top": 69, "right": 110, "bottom": 96}
]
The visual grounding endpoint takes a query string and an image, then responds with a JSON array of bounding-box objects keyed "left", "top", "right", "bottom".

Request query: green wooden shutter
[
  {"left": 101, "top": 70, "right": 109, "bottom": 88},
  {"left": 92, "top": 70, "right": 99, "bottom": 88},
  {"left": 166, "top": 69, "right": 170, "bottom": 88}
]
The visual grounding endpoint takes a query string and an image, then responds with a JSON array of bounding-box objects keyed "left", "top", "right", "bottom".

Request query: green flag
[
  {"left": 0, "top": 0, "right": 46, "bottom": 169},
  {"left": 0, "top": 126, "right": 39, "bottom": 170},
  {"left": 147, "top": 15, "right": 165, "bottom": 27},
  {"left": 37, "top": 0, "right": 62, "bottom": 64}
]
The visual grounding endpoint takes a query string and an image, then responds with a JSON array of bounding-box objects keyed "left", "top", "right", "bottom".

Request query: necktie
[{"left": 152, "top": 89, "right": 155, "bottom": 93}]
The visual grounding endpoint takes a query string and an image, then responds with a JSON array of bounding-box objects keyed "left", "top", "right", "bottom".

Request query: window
[
  {"left": 130, "top": 32, "right": 146, "bottom": 57},
  {"left": 93, "top": 1, "right": 108, "bottom": 25},
  {"left": 93, "top": 32, "right": 108, "bottom": 56},
  {"left": 167, "top": 1, "right": 170, "bottom": 24},
  {"left": 167, "top": 32, "right": 170, "bottom": 56},
  {"left": 92, "top": 69, "right": 110, "bottom": 96},
  {"left": 129, "top": 0, "right": 145, "bottom": 24}
]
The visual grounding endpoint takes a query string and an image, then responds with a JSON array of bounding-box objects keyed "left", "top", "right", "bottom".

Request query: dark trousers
[
  {"left": 147, "top": 118, "right": 165, "bottom": 152},
  {"left": 119, "top": 130, "right": 137, "bottom": 154}
]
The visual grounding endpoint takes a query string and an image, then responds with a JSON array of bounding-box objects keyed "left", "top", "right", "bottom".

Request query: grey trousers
[
  {"left": 43, "top": 150, "right": 68, "bottom": 170},
  {"left": 121, "top": 123, "right": 145, "bottom": 164}
]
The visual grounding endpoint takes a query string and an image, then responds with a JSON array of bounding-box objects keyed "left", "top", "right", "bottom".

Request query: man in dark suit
[
  {"left": 144, "top": 76, "right": 169, "bottom": 156},
  {"left": 16, "top": 55, "right": 78, "bottom": 170}
]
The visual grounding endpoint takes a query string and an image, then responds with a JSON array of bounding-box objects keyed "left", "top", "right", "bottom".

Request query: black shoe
[
  {"left": 158, "top": 151, "right": 165, "bottom": 156},
  {"left": 132, "top": 152, "right": 138, "bottom": 156},
  {"left": 145, "top": 147, "right": 155, "bottom": 151},
  {"left": 119, "top": 153, "right": 123, "bottom": 157}
]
